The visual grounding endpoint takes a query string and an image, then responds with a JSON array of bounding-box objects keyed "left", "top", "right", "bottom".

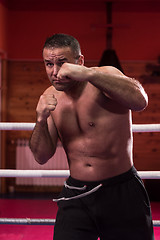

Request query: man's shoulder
[
  {"left": 44, "top": 86, "right": 58, "bottom": 94},
  {"left": 43, "top": 86, "right": 63, "bottom": 101}
]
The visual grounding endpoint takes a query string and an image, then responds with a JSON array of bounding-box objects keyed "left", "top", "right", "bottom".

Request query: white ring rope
[
  {"left": 0, "top": 218, "right": 56, "bottom": 225},
  {"left": 0, "top": 217, "right": 159, "bottom": 226},
  {"left": 0, "top": 218, "right": 159, "bottom": 226},
  {"left": 0, "top": 122, "right": 35, "bottom": 130},
  {"left": 0, "top": 169, "right": 160, "bottom": 179},
  {"left": 0, "top": 169, "right": 70, "bottom": 178},
  {"left": 132, "top": 124, "right": 160, "bottom": 132},
  {"left": 0, "top": 122, "right": 160, "bottom": 132},
  {"left": 139, "top": 171, "right": 160, "bottom": 179}
]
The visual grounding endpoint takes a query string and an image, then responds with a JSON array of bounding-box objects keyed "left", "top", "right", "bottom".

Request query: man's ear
[{"left": 78, "top": 55, "right": 84, "bottom": 65}]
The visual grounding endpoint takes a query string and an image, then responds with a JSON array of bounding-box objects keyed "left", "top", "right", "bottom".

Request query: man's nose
[{"left": 53, "top": 65, "right": 60, "bottom": 77}]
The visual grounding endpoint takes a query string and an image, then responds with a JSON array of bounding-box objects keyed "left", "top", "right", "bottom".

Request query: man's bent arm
[{"left": 29, "top": 117, "right": 58, "bottom": 165}]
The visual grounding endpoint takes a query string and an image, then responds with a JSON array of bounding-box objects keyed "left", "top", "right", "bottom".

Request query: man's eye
[{"left": 46, "top": 62, "right": 53, "bottom": 67}]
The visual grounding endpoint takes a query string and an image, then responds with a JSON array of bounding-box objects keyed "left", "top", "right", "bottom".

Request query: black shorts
[{"left": 53, "top": 166, "right": 154, "bottom": 240}]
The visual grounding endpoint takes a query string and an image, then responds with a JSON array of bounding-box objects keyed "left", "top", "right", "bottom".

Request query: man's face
[{"left": 43, "top": 47, "right": 80, "bottom": 91}]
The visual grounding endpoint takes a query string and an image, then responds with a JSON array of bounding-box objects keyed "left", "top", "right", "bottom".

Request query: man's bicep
[{"left": 47, "top": 115, "right": 59, "bottom": 146}]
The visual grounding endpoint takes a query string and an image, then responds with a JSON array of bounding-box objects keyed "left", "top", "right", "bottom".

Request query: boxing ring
[{"left": 0, "top": 122, "right": 160, "bottom": 228}]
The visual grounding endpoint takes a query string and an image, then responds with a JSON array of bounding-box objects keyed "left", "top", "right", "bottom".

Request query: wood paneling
[
  {"left": 132, "top": 83, "right": 160, "bottom": 171},
  {"left": 7, "top": 61, "right": 50, "bottom": 122}
]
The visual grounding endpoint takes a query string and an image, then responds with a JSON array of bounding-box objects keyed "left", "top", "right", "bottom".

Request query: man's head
[
  {"left": 43, "top": 33, "right": 81, "bottom": 59},
  {"left": 43, "top": 33, "right": 84, "bottom": 91}
]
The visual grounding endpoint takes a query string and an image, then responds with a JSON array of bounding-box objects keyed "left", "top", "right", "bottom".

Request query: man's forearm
[
  {"left": 29, "top": 121, "right": 57, "bottom": 164},
  {"left": 88, "top": 67, "right": 148, "bottom": 111}
]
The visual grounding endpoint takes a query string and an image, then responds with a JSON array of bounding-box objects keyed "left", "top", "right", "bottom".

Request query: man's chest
[{"left": 52, "top": 92, "right": 124, "bottom": 139}]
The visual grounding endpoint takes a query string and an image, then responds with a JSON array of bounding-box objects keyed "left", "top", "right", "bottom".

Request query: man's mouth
[{"left": 52, "top": 79, "right": 61, "bottom": 84}]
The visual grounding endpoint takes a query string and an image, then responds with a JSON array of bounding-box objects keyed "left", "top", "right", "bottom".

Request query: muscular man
[{"left": 29, "top": 33, "right": 154, "bottom": 240}]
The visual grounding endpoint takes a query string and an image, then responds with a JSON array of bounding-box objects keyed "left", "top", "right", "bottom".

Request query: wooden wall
[
  {"left": 133, "top": 84, "right": 160, "bottom": 171},
  {"left": 1, "top": 59, "right": 160, "bottom": 195}
]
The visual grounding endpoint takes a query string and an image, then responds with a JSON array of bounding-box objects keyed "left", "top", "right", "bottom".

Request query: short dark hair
[{"left": 43, "top": 33, "right": 81, "bottom": 58}]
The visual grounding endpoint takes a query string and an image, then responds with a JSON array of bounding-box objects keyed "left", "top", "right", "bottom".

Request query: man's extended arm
[
  {"left": 88, "top": 66, "right": 148, "bottom": 111},
  {"left": 57, "top": 64, "right": 148, "bottom": 112}
]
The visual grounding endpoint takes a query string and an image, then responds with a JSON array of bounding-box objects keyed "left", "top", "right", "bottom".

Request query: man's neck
[{"left": 64, "top": 81, "right": 87, "bottom": 100}]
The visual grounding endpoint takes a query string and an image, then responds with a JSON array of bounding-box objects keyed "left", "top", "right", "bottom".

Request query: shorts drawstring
[
  {"left": 64, "top": 181, "right": 87, "bottom": 191},
  {"left": 53, "top": 183, "right": 102, "bottom": 202}
]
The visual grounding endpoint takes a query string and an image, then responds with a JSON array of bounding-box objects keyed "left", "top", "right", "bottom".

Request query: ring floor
[{"left": 0, "top": 193, "right": 160, "bottom": 240}]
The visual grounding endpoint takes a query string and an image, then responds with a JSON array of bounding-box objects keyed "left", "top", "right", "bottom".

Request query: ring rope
[
  {"left": 0, "top": 218, "right": 55, "bottom": 225},
  {"left": 132, "top": 123, "right": 160, "bottom": 132},
  {"left": 0, "top": 122, "right": 35, "bottom": 130},
  {"left": 0, "top": 169, "right": 160, "bottom": 179},
  {"left": 0, "top": 122, "right": 160, "bottom": 132},
  {"left": 0, "top": 169, "right": 70, "bottom": 178},
  {"left": 0, "top": 218, "right": 159, "bottom": 226}
]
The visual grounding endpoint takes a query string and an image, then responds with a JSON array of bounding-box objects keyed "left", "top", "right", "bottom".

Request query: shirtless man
[{"left": 29, "top": 33, "right": 154, "bottom": 240}]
